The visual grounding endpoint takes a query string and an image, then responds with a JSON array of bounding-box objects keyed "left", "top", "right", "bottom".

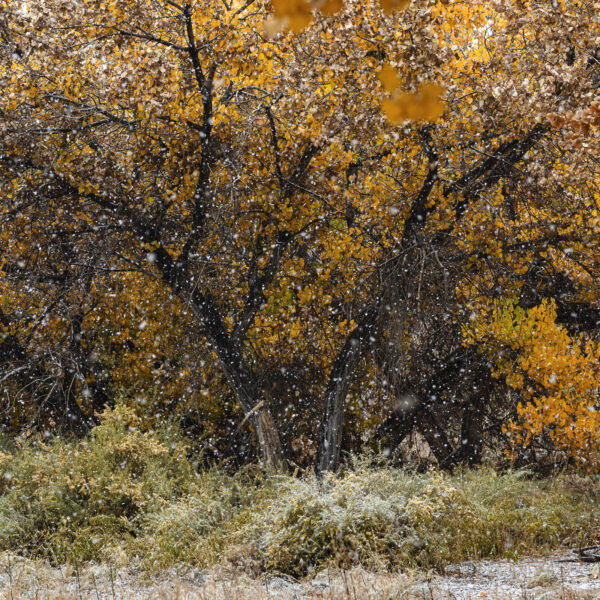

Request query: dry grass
[
  {"left": 2, "top": 554, "right": 600, "bottom": 600},
  {"left": 2, "top": 417, "right": 600, "bottom": 579}
]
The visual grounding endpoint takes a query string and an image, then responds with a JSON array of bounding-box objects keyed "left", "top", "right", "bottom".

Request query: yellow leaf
[
  {"left": 378, "top": 0, "right": 411, "bottom": 14},
  {"left": 377, "top": 64, "right": 400, "bottom": 93},
  {"left": 382, "top": 84, "right": 445, "bottom": 123},
  {"left": 316, "top": 0, "right": 344, "bottom": 16},
  {"left": 271, "top": 0, "right": 313, "bottom": 32}
]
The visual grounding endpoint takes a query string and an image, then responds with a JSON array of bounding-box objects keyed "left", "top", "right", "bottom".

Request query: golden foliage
[
  {"left": 271, "top": 0, "right": 313, "bottom": 32},
  {"left": 378, "top": 0, "right": 411, "bottom": 14},
  {"left": 1, "top": 0, "right": 600, "bottom": 469},
  {"left": 465, "top": 299, "right": 600, "bottom": 468},
  {"left": 381, "top": 83, "right": 446, "bottom": 122}
]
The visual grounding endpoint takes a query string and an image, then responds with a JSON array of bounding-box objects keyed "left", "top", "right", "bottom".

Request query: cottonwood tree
[
  {"left": 371, "top": 2, "right": 600, "bottom": 470},
  {"left": 1, "top": 0, "right": 600, "bottom": 471}
]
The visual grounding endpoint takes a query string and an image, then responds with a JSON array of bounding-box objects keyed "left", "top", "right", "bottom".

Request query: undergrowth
[
  {"left": 0, "top": 406, "right": 195, "bottom": 563},
  {"left": 246, "top": 458, "right": 600, "bottom": 575},
  {"left": 1, "top": 414, "right": 599, "bottom": 577}
]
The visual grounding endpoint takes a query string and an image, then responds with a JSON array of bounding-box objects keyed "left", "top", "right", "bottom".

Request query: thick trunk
[
  {"left": 316, "top": 304, "right": 379, "bottom": 474},
  {"left": 315, "top": 341, "right": 360, "bottom": 474},
  {"left": 458, "top": 393, "right": 485, "bottom": 466},
  {"left": 153, "top": 247, "right": 287, "bottom": 470},
  {"left": 375, "top": 403, "right": 420, "bottom": 449},
  {"left": 417, "top": 405, "right": 456, "bottom": 466},
  {"left": 192, "top": 299, "right": 287, "bottom": 470},
  {"left": 210, "top": 337, "right": 287, "bottom": 470},
  {"left": 254, "top": 407, "right": 286, "bottom": 470}
]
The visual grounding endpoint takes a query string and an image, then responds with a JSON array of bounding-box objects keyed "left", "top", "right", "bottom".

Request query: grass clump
[
  {"left": 237, "top": 458, "right": 600, "bottom": 576},
  {"left": 0, "top": 405, "right": 195, "bottom": 563},
  {"left": 133, "top": 466, "right": 277, "bottom": 572}
]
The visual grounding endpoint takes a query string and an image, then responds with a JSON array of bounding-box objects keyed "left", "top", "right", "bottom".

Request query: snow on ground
[
  {"left": 1, "top": 553, "right": 600, "bottom": 599},
  {"left": 438, "top": 553, "right": 600, "bottom": 599}
]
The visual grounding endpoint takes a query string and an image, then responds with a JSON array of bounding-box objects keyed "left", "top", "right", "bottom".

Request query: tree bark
[
  {"left": 316, "top": 303, "right": 379, "bottom": 474},
  {"left": 458, "top": 391, "right": 486, "bottom": 467},
  {"left": 151, "top": 246, "right": 287, "bottom": 470},
  {"left": 417, "top": 405, "right": 456, "bottom": 466},
  {"left": 188, "top": 291, "right": 287, "bottom": 470}
]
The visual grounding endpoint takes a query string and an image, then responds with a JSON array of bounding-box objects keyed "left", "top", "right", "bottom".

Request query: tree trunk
[
  {"left": 417, "top": 405, "right": 456, "bottom": 466},
  {"left": 194, "top": 305, "right": 287, "bottom": 471},
  {"left": 375, "top": 402, "right": 420, "bottom": 450},
  {"left": 188, "top": 292, "right": 287, "bottom": 470},
  {"left": 153, "top": 247, "right": 287, "bottom": 470},
  {"left": 315, "top": 341, "right": 359, "bottom": 474},
  {"left": 316, "top": 304, "right": 379, "bottom": 474},
  {"left": 253, "top": 407, "right": 286, "bottom": 470},
  {"left": 459, "top": 392, "right": 486, "bottom": 466}
]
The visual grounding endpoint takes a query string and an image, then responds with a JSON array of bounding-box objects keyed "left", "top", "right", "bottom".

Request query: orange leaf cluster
[
  {"left": 269, "top": 0, "right": 409, "bottom": 34},
  {"left": 381, "top": 83, "right": 445, "bottom": 123},
  {"left": 465, "top": 299, "right": 600, "bottom": 467}
]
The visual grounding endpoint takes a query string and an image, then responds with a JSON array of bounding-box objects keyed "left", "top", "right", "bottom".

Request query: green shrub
[
  {"left": 133, "top": 465, "right": 278, "bottom": 572},
  {"left": 0, "top": 405, "right": 195, "bottom": 562},
  {"left": 239, "top": 460, "right": 600, "bottom": 576}
]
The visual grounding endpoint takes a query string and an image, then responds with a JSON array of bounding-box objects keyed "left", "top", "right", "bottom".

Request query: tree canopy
[{"left": 1, "top": 0, "right": 600, "bottom": 472}]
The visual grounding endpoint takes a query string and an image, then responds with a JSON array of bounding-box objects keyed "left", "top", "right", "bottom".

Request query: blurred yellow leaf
[
  {"left": 378, "top": 0, "right": 411, "bottom": 14},
  {"left": 382, "top": 84, "right": 445, "bottom": 123},
  {"left": 271, "top": 0, "right": 313, "bottom": 32},
  {"left": 377, "top": 64, "right": 400, "bottom": 93},
  {"left": 317, "top": 0, "right": 344, "bottom": 15},
  {"left": 263, "top": 16, "right": 285, "bottom": 38}
]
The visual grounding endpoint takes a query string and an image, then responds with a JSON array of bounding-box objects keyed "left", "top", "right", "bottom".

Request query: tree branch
[{"left": 446, "top": 123, "right": 548, "bottom": 220}]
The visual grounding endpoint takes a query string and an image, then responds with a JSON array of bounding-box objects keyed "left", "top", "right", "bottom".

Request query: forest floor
[{"left": 1, "top": 553, "right": 600, "bottom": 600}]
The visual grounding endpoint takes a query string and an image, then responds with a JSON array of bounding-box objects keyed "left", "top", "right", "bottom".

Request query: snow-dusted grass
[
  {"left": 0, "top": 406, "right": 196, "bottom": 564},
  {"left": 234, "top": 458, "right": 600, "bottom": 575},
  {"left": 1, "top": 420, "right": 600, "bottom": 577}
]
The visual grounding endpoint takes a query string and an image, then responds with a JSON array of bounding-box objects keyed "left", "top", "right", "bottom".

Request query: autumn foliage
[{"left": 0, "top": 0, "right": 599, "bottom": 472}]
